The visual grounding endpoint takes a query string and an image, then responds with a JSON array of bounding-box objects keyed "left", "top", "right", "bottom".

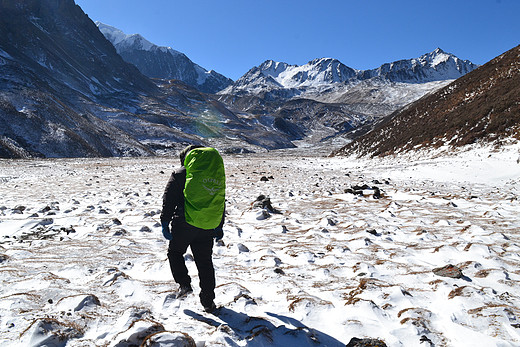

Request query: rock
[
  {"left": 346, "top": 337, "right": 387, "bottom": 347},
  {"left": 19, "top": 318, "right": 83, "bottom": 345},
  {"left": 237, "top": 243, "right": 250, "bottom": 253},
  {"left": 253, "top": 195, "right": 281, "bottom": 214},
  {"left": 141, "top": 331, "right": 196, "bottom": 347},
  {"left": 112, "top": 218, "right": 122, "bottom": 225},
  {"left": 113, "top": 228, "right": 127, "bottom": 236},
  {"left": 74, "top": 294, "right": 101, "bottom": 311},
  {"left": 39, "top": 206, "right": 52, "bottom": 213},
  {"left": 140, "top": 226, "right": 152, "bottom": 233},
  {"left": 113, "top": 320, "right": 165, "bottom": 346},
  {"left": 256, "top": 210, "right": 271, "bottom": 220},
  {"left": 274, "top": 268, "right": 285, "bottom": 275},
  {"left": 433, "top": 264, "right": 464, "bottom": 279},
  {"left": 260, "top": 176, "right": 269, "bottom": 182},
  {"left": 13, "top": 205, "right": 26, "bottom": 213},
  {"left": 366, "top": 229, "right": 378, "bottom": 236},
  {"left": 39, "top": 218, "right": 54, "bottom": 226}
]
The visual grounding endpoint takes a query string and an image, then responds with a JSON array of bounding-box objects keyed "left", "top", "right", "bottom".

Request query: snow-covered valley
[{"left": 1, "top": 146, "right": 519, "bottom": 346}]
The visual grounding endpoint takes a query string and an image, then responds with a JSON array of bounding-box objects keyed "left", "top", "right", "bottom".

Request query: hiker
[{"left": 160, "top": 145, "right": 225, "bottom": 313}]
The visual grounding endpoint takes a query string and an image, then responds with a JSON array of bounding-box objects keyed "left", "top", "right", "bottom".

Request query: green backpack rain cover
[{"left": 183, "top": 147, "right": 226, "bottom": 230}]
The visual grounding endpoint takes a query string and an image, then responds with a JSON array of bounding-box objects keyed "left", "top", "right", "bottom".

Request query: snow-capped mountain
[
  {"left": 220, "top": 49, "right": 478, "bottom": 97},
  {"left": 360, "top": 48, "right": 479, "bottom": 82},
  {"left": 216, "top": 49, "right": 479, "bottom": 145},
  {"left": 97, "top": 23, "right": 233, "bottom": 94}
]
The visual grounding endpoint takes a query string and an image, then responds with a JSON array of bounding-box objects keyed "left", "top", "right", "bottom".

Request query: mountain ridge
[
  {"left": 220, "top": 49, "right": 478, "bottom": 98},
  {"left": 97, "top": 22, "right": 233, "bottom": 94}
]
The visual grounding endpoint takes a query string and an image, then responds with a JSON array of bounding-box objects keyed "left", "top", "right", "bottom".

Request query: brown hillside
[{"left": 334, "top": 44, "right": 520, "bottom": 157}]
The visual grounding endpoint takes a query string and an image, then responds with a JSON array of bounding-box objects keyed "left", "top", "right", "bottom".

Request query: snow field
[{"left": 0, "top": 148, "right": 519, "bottom": 346}]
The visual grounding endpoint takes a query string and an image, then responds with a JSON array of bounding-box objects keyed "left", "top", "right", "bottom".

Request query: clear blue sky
[{"left": 75, "top": 0, "right": 520, "bottom": 81}]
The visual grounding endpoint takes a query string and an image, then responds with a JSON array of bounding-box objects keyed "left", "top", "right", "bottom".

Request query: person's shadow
[{"left": 183, "top": 307, "right": 344, "bottom": 346}]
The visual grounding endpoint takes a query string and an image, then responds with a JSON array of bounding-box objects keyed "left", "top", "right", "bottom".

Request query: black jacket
[{"left": 160, "top": 166, "right": 225, "bottom": 231}]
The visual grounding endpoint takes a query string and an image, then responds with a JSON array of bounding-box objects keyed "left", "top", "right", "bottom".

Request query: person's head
[{"left": 179, "top": 145, "right": 203, "bottom": 166}]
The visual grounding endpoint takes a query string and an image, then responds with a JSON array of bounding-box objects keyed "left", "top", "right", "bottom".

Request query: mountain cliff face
[
  {"left": 333, "top": 45, "right": 520, "bottom": 157},
  {"left": 0, "top": 0, "right": 159, "bottom": 157},
  {"left": 97, "top": 23, "right": 233, "bottom": 94}
]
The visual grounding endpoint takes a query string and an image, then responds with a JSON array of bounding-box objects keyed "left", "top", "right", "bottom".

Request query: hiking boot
[
  {"left": 203, "top": 301, "right": 217, "bottom": 313},
  {"left": 176, "top": 285, "right": 193, "bottom": 299}
]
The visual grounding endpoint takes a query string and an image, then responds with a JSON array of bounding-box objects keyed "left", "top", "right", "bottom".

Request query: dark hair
[{"left": 179, "top": 145, "right": 203, "bottom": 166}]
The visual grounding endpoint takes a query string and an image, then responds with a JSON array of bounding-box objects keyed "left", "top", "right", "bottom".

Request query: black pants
[{"left": 167, "top": 222, "right": 215, "bottom": 306}]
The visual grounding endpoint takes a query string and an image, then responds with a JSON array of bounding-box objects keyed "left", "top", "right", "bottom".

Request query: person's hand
[
  {"left": 213, "top": 226, "right": 223, "bottom": 241},
  {"left": 161, "top": 221, "right": 172, "bottom": 240}
]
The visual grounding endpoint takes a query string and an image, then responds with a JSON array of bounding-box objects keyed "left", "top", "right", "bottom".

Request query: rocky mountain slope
[
  {"left": 0, "top": 0, "right": 298, "bottom": 158},
  {"left": 97, "top": 23, "right": 233, "bottom": 94},
  {"left": 333, "top": 44, "right": 520, "bottom": 157}
]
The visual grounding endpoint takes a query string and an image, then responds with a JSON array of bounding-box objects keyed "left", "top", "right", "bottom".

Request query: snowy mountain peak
[
  {"left": 96, "top": 22, "right": 232, "bottom": 93},
  {"left": 258, "top": 60, "right": 293, "bottom": 77},
  {"left": 220, "top": 49, "right": 478, "bottom": 96},
  {"left": 96, "top": 22, "right": 179, "bottom": 55}
]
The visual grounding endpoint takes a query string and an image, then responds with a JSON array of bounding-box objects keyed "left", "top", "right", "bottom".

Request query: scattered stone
[
  {"left": 237, "top": 243, "right": 250, "bottom": 253},
  {"left": 13, "top": 205, "right": 26, "bottom": 213},
  {"left": 113, "top": 228, "right": 127, "bottom": 236},
  {"left": 253, "top": 195, "right": 281, "bottom": 213},
  {"left": 20, "top": 318, "right": 84, "bottom": 344},
  {"left": 346, "top": 337, "right": 387, "bottom": 347},
  {"left": 433, "top": 264, "right": 464, "bottom": 279},
  {"left": 39, "top": 218, "right": 54, "bottom": 226},
  {"left": 256, "top": 210, "right": 271, "bottom": 220},
  {"left": 420, "top": 335, "right": 433, "bottom": 344},
  {"left": 260, "top": 176, "right": 269, "bottom": 182},
  {"left": 141, "top": 331, "right": 195, "bottom": 347},
  {"left": 345, "top": 185, "right": 382, "bottom": 199},
  {"left": 39, "top": 206, "right": 52, "bottom": 213},
  {"left": 366, "top": 229, "right": 378, "bottom": 236},
  {"left": 139, "top": 226, "right": 152, "bottom": 233},
  {"left": 274, "top": 268, "right": 285, "bottom": 275},
  {"left": 74, "top": 294, "right": 101, "bottom": 311},
  {"left": 281, "top": 225, "right": 288, "bottom": 233}
]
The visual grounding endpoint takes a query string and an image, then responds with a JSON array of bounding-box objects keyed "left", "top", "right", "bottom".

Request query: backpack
[{"left": 183, "top": 147, "right": 226, "bottom": 229}]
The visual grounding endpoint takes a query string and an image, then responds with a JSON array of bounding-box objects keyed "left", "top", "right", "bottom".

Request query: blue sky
[{"left": 75, "top": 0, "right": 520, "bottom": 81}]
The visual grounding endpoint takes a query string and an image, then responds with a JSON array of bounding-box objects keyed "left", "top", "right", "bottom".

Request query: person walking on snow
[{"left": 160, "top": 145, "right": 225, "bottom": 313}]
